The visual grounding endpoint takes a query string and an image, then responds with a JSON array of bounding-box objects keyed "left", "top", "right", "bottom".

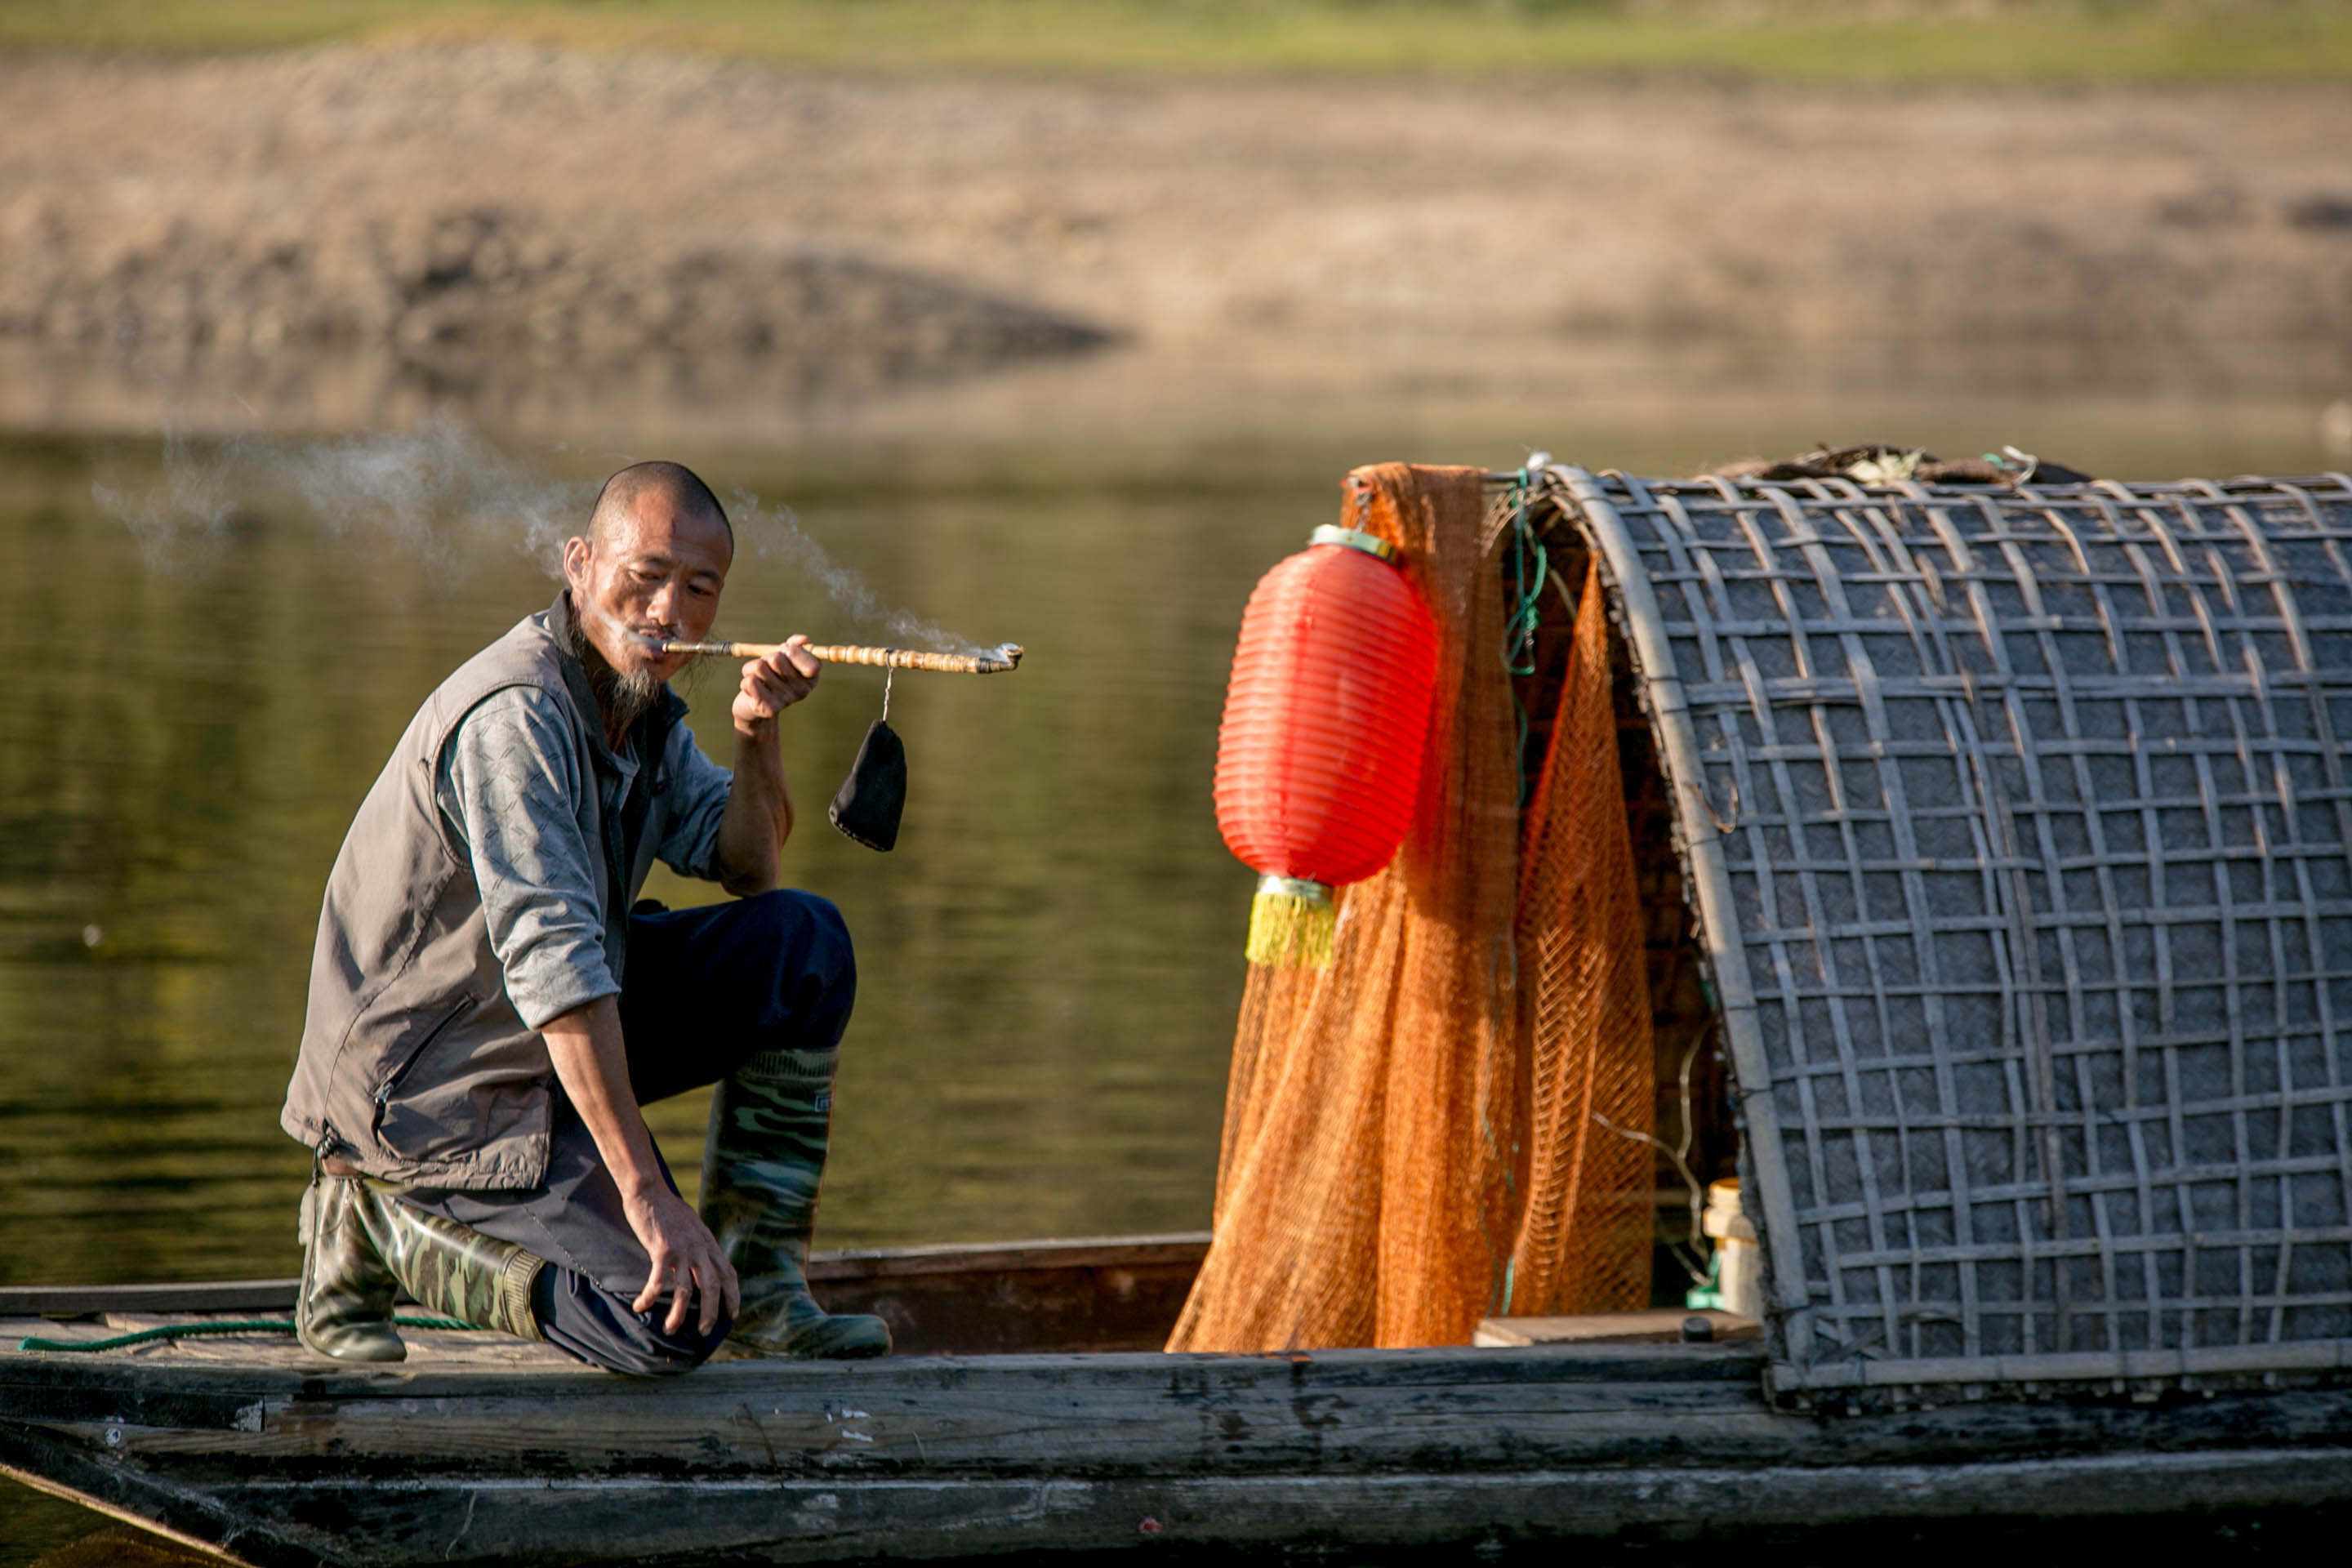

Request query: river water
[{"left": 1, "top": 342, "right": 2345, "bottom": 1559}]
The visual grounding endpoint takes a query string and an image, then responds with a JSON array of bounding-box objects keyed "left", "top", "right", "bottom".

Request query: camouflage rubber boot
[
  {"left": 295, "top": 1164, "right": 406, "bottom": 1363},
  {"left": 701, "top": 1046, "right": 891, "bottom": 1359},
  {"left": 354, "top": 1183, "right": 546, "bottom": 1343}
]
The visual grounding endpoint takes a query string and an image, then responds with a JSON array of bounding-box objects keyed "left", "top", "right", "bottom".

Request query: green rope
[
  {"left": 19, "top": 1316, "right": 474, "bottom": 1353},
  {"left": 1500, "top": 467, "right": 1547, "bottom": 806}
]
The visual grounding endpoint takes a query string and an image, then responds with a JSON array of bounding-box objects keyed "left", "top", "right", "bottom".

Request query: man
[{"left": 280, "top": 461, "right": 889, "bottom": 1374}]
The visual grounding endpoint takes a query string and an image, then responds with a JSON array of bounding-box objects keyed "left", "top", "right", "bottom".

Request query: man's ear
[{"left": 560, "top": 534, "right": 590, "bottom": 589}]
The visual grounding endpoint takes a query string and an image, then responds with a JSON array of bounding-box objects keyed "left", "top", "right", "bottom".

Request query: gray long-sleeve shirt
[{"left": 434, "top": 686, "right": 733, "bottom": 1029}]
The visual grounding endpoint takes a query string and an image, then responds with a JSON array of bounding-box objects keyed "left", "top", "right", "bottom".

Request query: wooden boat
[
  {"left": 6, "top": 1231, "right": 2352, "bottom": 1566},
  {"left": 19, "top": 464, "right": 2352, "bottom": 1561}
]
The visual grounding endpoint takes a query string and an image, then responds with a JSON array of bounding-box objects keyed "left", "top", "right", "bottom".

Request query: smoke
[
  {"left": 91, "top": 428, "right": 235, "bottom": 568},
  {"left": 89, "top": 421, "right": 978, "bottom": 652},
  {"left": 91, "top": 418, "right": 590, "bottom": 578},
  {"left": 726, "top": 485, "right": 971, "bottom": 654}
]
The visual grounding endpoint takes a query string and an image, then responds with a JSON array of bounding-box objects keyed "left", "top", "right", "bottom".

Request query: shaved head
[
  {"left": 562, "top": 461, "right": 737, "bottom": 743},
  {"left": 588, "top": 461, "right": 733, "bottom": 555}
]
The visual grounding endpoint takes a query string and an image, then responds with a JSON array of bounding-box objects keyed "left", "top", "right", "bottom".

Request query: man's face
[{"left": 560, "top": 492, "right": 732, "bottom": 684}]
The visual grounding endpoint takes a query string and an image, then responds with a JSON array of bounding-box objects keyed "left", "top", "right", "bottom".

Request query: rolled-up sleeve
[
  {"left": 654, "top": 721, "right": 733, "bottom": 882},
  {"left": 437, "top": 687, "right": 618, "bottom": 1029}
]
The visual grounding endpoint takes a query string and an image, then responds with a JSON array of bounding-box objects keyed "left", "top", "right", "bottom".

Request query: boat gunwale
[
  {"left": 0, "top": 1338, "right": 1771, "bottom": 1404},
  {"left": 0, "top": 1232, "right": 1219, "bottom": 1318}
]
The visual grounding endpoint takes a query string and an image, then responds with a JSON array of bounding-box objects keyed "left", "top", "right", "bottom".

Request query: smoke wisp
[
  {"left": 727, "top": 485, "right": 973, "bottom": 654},
  {"left": 91, "top": 419, "right": 591, "bottom": 579}
]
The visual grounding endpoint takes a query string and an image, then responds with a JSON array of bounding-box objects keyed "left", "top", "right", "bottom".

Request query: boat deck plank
[
  {"left": 0, "top": 1234, "right": 1214, "bottom": 1361},
  {"left": 0, "top": 1331, "right": 1766, "bottom": 1393},
  {"left": 1, "top": 1312, "right": 581, "bottom": 1370}
]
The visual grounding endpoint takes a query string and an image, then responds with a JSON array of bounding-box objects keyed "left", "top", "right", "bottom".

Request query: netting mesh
[
  {"left": 1169, "top": 466, "right": 1657, "bottom": 1352},
  {"left": 1505, "top": 563, "right": 1658, "bottom": 1316}
]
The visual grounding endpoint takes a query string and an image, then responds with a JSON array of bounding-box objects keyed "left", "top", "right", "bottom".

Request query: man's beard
[
  {"left": 603, "top": 664, "right": 664, "bottom": 733},
  {"left": 563, "top": 602, "right": 666, "bottom": 734}
]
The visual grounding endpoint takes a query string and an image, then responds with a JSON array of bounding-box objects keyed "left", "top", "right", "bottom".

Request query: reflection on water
[{"left": 1, "top": 354, "right": 2348, "bottom": 1559}]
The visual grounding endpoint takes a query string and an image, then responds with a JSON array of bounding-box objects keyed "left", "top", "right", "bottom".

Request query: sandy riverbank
[{"left": 1, "top": 42, "right": 2347, "bottom": 443}]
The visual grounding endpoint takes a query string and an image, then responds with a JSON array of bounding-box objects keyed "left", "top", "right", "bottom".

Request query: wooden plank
[
  {"left": 0, "top": 1232, "right": 1214, "bottom": 1356},
  {"left": 804, "top": 1232, "right": 1211, "bottom": 1282},
  {"left": 813, "top": 1256, "right": 1201, "bottom": 1355},
  {"left": 190, "top": 1447, "right": 2352, "bottom": 1563},
  {"left": 56, "top": 1376, "right": 1772, "bottom": 1475},
  {"left": 1, "top": 1314, "right": 577, "bottom": 1374},
  {"left": 0, "top": 1233, "right": 1207, "bottom": 1312},
  {"left": 60, "top": 1378, "right": 2352, "bottom": 1482},
  {"left": 0, "top": 1281, "right": 300, "bottom": 1316},
  {"left": 24, "top": 1356, "right": 2352, "bottom": 1481},
  {"left": 1476, "top": 1309, "right": 1762, "bottom": 1347},
  {"left": 0, "top": 1383, "right": 266, "bottom": 1432},
  {"left": 0, "top": 1339, "right": 1783, "bottom": 1510},
  {"left": 0, "top": 1424, "right": 320, "bottom": 1568},
  {"left": 146, "top": 1329, "right": 572, "bottom": 1373},
  {"left": 0, "top": 1340, "right": 1767, "bottom": 1404}
]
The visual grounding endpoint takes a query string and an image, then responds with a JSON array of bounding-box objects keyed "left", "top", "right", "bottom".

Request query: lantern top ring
[
  {"left": 1308, "top": 524, "right": 1400, "bottom": 564},
  {"left": 1255, "top": 875, "right": 1334, "bottom": 905}
]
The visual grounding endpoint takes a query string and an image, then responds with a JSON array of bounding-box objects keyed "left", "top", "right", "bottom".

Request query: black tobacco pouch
[{"left": 829, "top": 719, "right": 906, "bottom": 851}]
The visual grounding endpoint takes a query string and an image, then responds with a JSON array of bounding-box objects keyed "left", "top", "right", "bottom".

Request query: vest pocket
[{"left": 370, "top": 995, "right": 474, "bottom": 1139}]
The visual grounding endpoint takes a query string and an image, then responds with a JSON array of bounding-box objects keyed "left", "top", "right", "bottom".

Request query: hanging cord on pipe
[{"left": 662, "top": 642, "right": 1022, "bottom": 675}]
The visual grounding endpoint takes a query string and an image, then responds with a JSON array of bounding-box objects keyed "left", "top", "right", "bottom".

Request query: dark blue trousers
[{"left": 403, "top": 889, "right": 856, "bottom": 1375}]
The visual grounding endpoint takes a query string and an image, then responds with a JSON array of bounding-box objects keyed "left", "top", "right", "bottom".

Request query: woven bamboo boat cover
[{"left": 1552, "top": 466, "right": 2352, "bottom": 1393}]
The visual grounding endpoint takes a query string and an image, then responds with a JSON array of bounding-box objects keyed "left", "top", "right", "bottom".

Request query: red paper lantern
[{"left": 1214, "top": 524, "right": 1439, "bottom": 967}]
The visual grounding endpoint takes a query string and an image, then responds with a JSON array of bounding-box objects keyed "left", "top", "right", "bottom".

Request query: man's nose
[{"left": 644, "top": 578, "right": 681, "bottom": 627}]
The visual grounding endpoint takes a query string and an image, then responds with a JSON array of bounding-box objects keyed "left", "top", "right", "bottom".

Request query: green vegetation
[{"left": 3, "top": 0, "right": 2351, "bottom": 82}]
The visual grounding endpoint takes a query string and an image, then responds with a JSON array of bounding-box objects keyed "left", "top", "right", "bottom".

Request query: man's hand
[
  {"left": 715, "top": 637, "right": 806, "bottom": 893},
  {"left": 622, "top": 1180, "right": 741, "bottom": 1337},
  {"left": 733, "top": 635, "right": 819, "bottom": 738},
  {"left": 542, "top": 996, "right": 742, "bottom": 1339}
]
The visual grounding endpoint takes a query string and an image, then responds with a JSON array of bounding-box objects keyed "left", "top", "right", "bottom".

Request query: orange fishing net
[
  {"left": 1168, "top": 468, "right": 1656, "bottom": 1352},
  {"left": 1504, "top": 562, "right": 1655, "bottom": 1316}
]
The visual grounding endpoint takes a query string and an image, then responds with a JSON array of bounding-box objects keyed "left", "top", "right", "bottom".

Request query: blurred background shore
[
  {"left": 2, "top": 2, "right": 2350, "bottom": 461},
  {"left": 2, "top": 4, "right": 2348, "bottom": 1557}
]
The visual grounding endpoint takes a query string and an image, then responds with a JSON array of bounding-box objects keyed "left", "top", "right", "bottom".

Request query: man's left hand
[{"left": 734, "top": 635, "right": 819, "bottom": 737}]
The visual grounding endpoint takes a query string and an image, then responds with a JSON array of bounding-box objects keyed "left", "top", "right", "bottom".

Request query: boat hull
[{"left": 7, "top": 1237, "right": 2352, "bottom": 1565}]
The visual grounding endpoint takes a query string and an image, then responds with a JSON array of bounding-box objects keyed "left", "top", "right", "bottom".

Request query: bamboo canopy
[{"left": 1533, "top": 466, "right": 2352, "bottom": 1397}]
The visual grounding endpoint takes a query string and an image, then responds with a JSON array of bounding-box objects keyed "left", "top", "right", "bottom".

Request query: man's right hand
[
  {"left": 542, "top": 995, "right": 743, "bottom": 1340},
  {"left": 623, "top": 1180, "right": 741, "bottom": 1337}
]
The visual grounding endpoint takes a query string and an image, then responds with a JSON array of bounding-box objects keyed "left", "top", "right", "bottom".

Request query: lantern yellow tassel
[{"left": 1246, "top": 876, "right": 1336, "bottom": 969}]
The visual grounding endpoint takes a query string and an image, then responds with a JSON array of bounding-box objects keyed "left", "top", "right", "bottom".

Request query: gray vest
[{"left": 279, "top": 595, "right": 690, "bottom": 1190}]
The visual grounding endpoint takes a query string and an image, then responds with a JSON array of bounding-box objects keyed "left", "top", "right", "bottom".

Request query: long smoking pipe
[{"left": 660, "top": 640, "right": 1023, "bottom": 675}]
